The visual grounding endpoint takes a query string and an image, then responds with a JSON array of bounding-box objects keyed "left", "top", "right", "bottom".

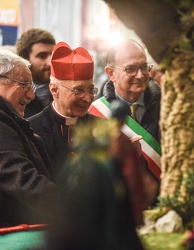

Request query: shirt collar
[
  {"left": 52, "top": 102, "right": 78, "bottom": 125},
  {"left": 115, "top": 89, "right": 145, "bottom": 107}
]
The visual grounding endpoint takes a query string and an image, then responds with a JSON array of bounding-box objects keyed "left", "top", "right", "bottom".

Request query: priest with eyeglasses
[{"left": 28, "top": 41, "right": 98, "bottom": 175}]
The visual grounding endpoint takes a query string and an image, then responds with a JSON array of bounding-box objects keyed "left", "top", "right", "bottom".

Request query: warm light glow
[{"left": 108, "top": 29, "right": 125, "bottom": 47}]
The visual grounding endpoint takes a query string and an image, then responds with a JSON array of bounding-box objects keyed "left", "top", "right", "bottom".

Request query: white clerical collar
[{"left": 52, "top": 102, "right": 78, "bottom": 125}]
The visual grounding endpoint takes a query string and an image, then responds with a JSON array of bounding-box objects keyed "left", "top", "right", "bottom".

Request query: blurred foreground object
[{"left": 47, "top": 101, "right": 145, "bottom": 250}]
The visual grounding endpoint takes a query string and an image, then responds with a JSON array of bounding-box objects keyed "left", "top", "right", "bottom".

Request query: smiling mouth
[
  {"left": 133, "top": 81, "right": 143, "bottom": 84},
  {"left": 20, "top": 100, "right": 30, "bottom": 106},
  {"left": 77, "top": 105, "right": 87, "bottom": 109},
  {"left": 43, "top": 68, "right": 51, "bottom": 73},
  {"left": 76, "top": 102, "right": 90, "bottom": 109},
  {"left": 20, "top": 102, "right": 26, "bottom": 106}
]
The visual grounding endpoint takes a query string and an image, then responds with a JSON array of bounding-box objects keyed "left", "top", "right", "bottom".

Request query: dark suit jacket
[
  {"left": 0, "top": 97, "right": 59, "bottom": 226},
  {"left": 103, "top": 78, "right": 161, "bottom": 142},
  {"left": 24, "top": 93, "right": 53, "bottom": 118},
  {"left": 28, "top": 103, "right": 96, "bottom": 175}
]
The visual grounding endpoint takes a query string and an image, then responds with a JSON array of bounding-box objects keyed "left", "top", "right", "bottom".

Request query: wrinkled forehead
[
  {"left": 62, "top": 79, "right": 94, "bottom": 87},
  {"left": 10, "top": 66, "right": 32, "bottom": 79}
]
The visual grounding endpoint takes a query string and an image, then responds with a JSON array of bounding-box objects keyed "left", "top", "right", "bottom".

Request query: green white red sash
[{"left": 89, "top": 97, "right": 161, "bottom": 180}]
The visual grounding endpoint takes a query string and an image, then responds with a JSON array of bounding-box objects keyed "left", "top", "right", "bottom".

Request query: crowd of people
[{"left": 0, "top": 28, "right": 162, "bottom": 249}]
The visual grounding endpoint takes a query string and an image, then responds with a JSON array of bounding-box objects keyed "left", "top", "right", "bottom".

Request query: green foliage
[
  {"left": 158, "top": 171, "right": 194, "bottom": 228},
  {"left": 165, "top": 0, "right": 194, "bottom": 12},
  {"left": 143, "top": 207, "right": 166, "bottom": 222},
  {"left": 140, "top": 232, "right": 187, "bottom": 250},
  {"left": 160, "top": 0, "right": 194, "bottom": 71},
  {"left": 177, "top": 35, "right": 192, "bottom": 51}
]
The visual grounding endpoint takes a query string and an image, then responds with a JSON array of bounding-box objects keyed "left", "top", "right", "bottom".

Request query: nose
[
  {"left": 82, "top": 92, "right": 94, "bottom": 103},
  {"left": 135, "top": 68, "right": 144, "bottom": 78},
  {"left": 26, "top": 88, "right": 35, "bottom": 100},
  {"left": 46, "top": 55, "right": 52, "bottom": 66}
]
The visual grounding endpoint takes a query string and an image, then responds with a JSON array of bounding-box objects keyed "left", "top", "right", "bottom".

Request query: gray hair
[
  {"left": 50, "top": 76, "right": 73, "bottom": 85},
  {"left": 50, "top": 75, "right": 61, "bottom": 84},
  {"left": 0, "top": 50, "right": 30, "bottom": 78}
]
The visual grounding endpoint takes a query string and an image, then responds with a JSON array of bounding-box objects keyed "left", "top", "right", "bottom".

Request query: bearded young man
[{"left": 16, "top": 28, "right": 56, "bottom": 117}]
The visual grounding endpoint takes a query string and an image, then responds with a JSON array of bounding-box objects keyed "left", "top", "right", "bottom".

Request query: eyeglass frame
[
  {"left": 60, "top": 84, "right": 99, "bottom": 96},
  {"left": 0, "top": 75, "right": 36, "bottom": 92},
  {"left": 112, "top": 63, "right": 153, "bottom": 77}
]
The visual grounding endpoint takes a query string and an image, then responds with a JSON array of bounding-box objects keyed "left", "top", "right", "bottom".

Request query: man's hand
[{"left": 130, "top": 135, "right": 142, "bottom": 157}]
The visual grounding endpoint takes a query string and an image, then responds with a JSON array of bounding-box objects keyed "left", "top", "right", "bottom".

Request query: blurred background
[{"left": 0, "top": 0, "right": 156, "bottom": 91}]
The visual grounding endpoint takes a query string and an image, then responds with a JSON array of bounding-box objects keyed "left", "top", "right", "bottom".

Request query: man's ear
[
  {"left": 104, "top": 66, "right": 115, "bottom": 82},
  {"left": 49, "top": 83, "right": 58, "bottom": 98}
]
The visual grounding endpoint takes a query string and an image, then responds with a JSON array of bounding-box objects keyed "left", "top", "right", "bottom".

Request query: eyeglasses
[
  {"left": 0, "top": 75, "right": 36, "bottom": 92},
  {"left": 60, "top": 84, "right": 99, "bottom": 96},
  {"left": 113, "top": 63, "right": 153, "bottom": 77}
]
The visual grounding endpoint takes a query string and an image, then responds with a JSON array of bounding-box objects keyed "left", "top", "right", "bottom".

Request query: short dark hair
[{"left": 16, "top": 28, "right": 56, "bottom": 60}]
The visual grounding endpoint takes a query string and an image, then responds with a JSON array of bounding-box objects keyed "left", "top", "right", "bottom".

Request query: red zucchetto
[{"left": 51, "top": 41, "right": 94, "bottom": 80}]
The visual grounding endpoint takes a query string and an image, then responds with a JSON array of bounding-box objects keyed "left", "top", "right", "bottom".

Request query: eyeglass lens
[{"left": 126, "top": 64, "right": 152, "bottom": 76}]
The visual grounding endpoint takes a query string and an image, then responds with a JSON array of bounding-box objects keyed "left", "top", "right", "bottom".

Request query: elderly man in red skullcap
[{"left": 28, "top": 42, "right": 98, "bottom": 173}]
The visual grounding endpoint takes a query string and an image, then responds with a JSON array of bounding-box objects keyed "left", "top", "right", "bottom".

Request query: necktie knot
[{"left": 130, "top": 104, "right": 139, "bottom": 121}]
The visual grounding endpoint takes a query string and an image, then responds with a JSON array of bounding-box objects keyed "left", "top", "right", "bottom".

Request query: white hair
[{"left": 0, "top": 49, "right": 30, "bottom": 76}]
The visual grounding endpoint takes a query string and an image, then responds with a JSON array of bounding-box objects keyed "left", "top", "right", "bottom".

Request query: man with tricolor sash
[{"left": 89, "top": 39, "right": 161, "bottom": 205}]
